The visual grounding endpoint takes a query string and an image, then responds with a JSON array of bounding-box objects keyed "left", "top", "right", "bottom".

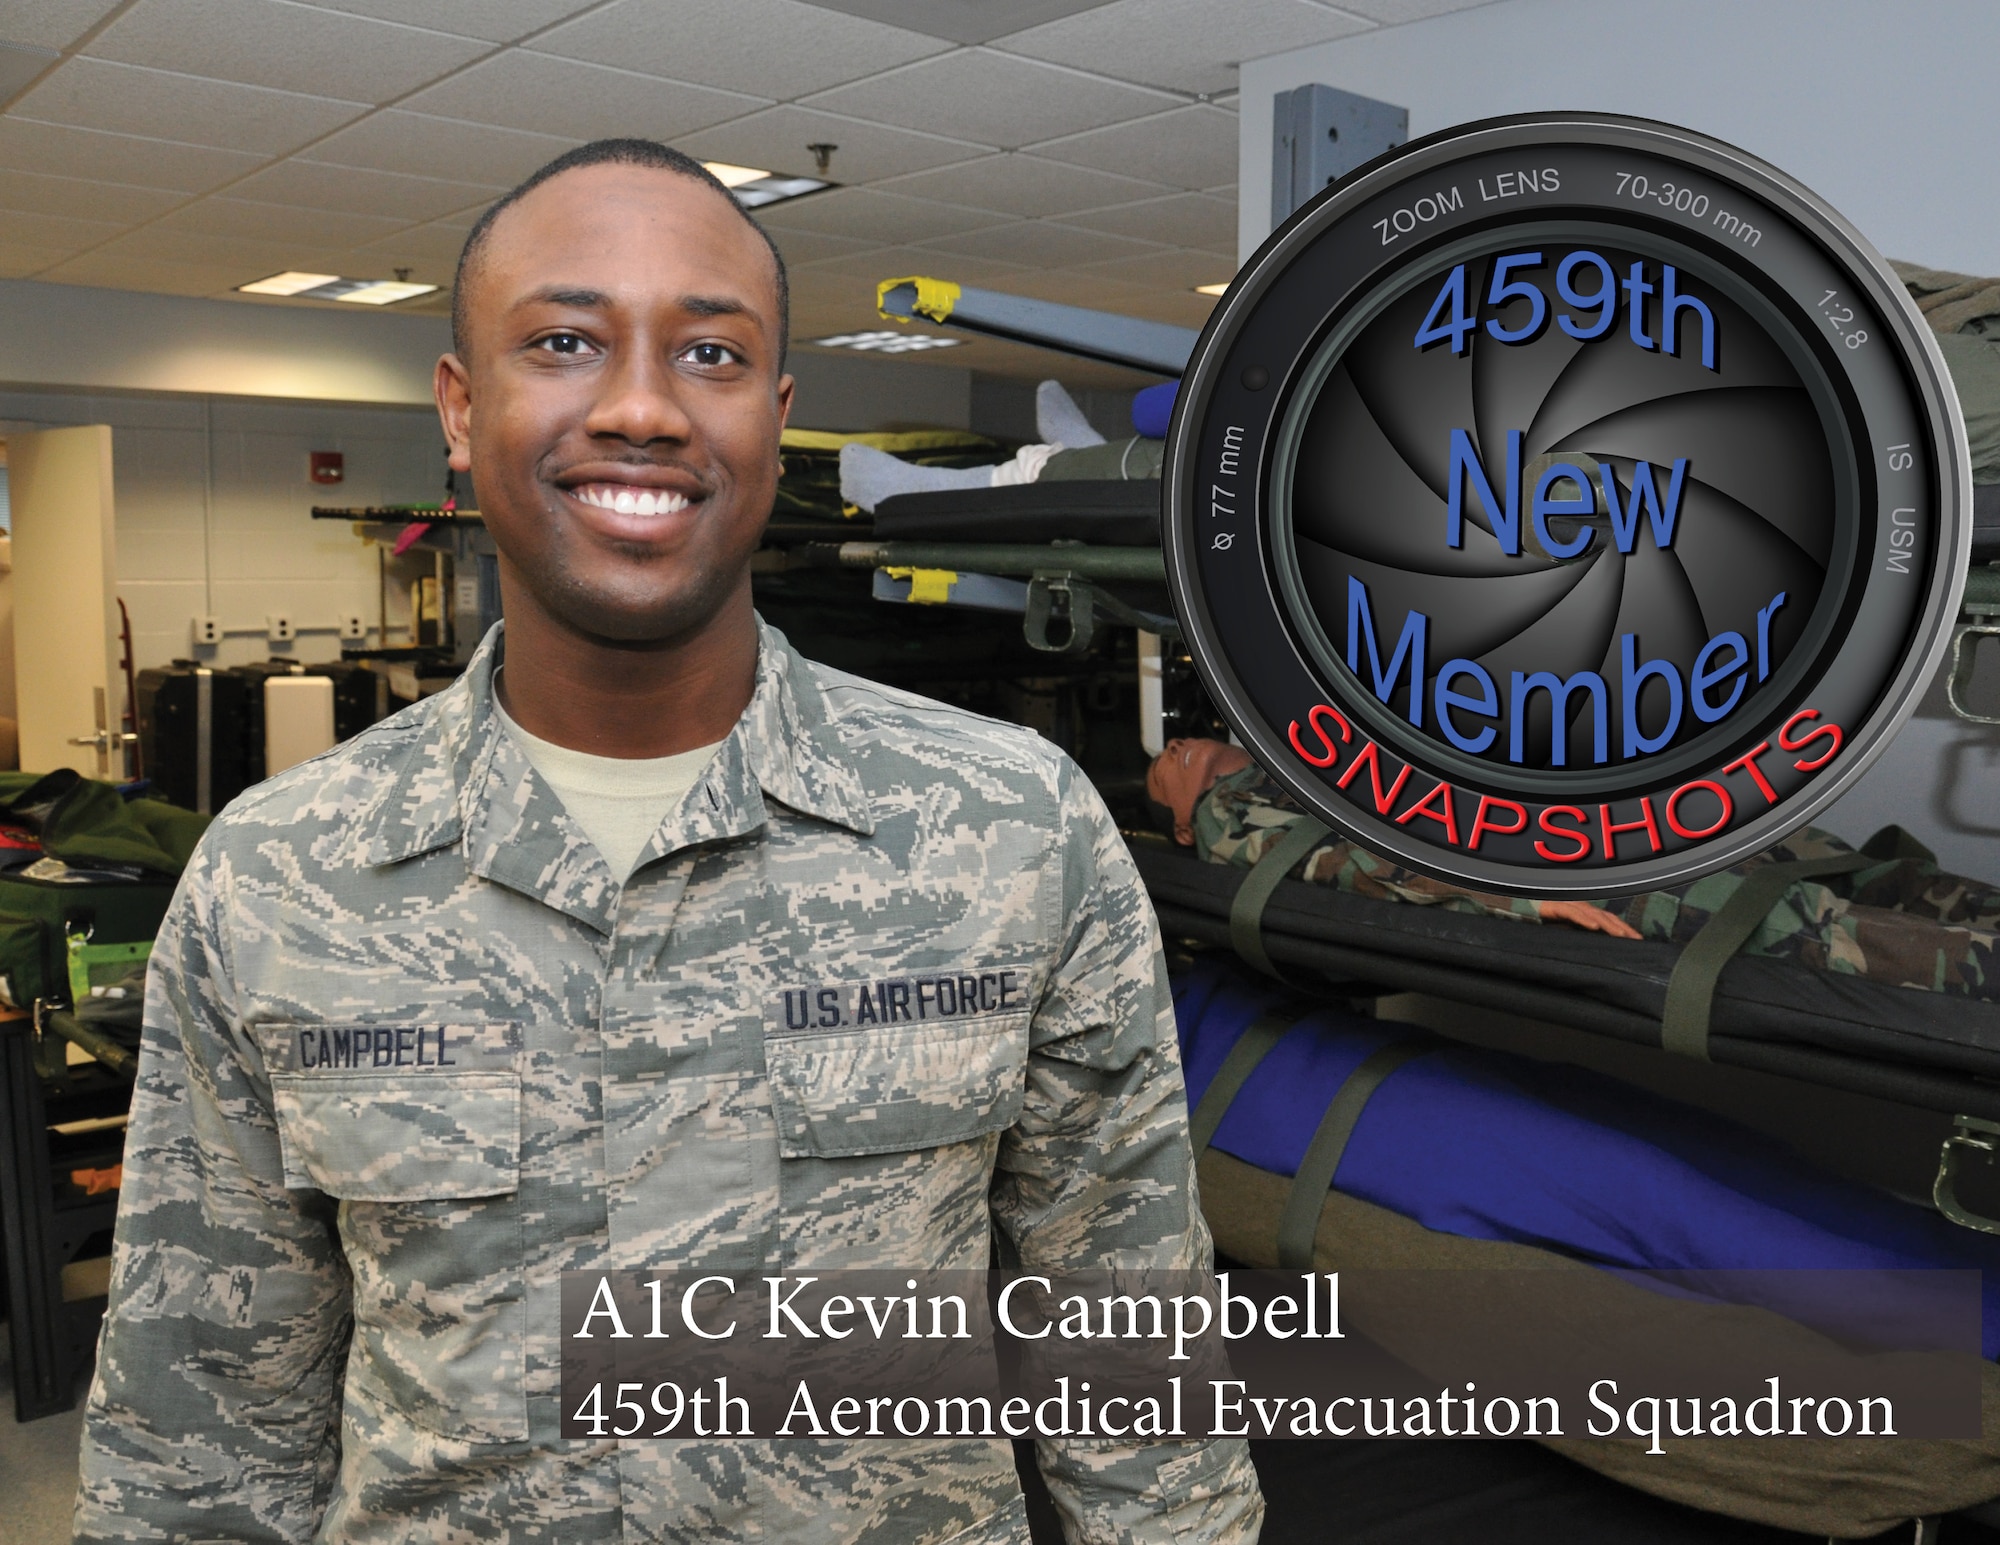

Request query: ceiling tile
[
  {"left": 308, "top": 110, "right": 578, "bottom": 187},
  {"left": 1, "top": 0, "right": 123, "bottom": 51},
  {"left": 765, "top": 226, "right": 875, "bottom": 267},
  {"left": 675, "top": 104, "right": 985, "bottom": 184},
  {"left": 874, "top": 153, "right": 1169, "bottom": 217},
  {"left": 0, "top": 115, "right": 267, "bottom": 192},
  {"left": 803, "top": 48, "right": 1177, "bottom": 148},
  {"left": 1081, "top": 244, "right": 1230, "bottom": 291},
  {"left": 11, "top": 57, "right": 368, "bottom": 154},
  {"left": 85, "top": 0, "right": 489, "bottom": 105},
  {"left": 39, "top": 250, "right": 252, "bottom": 295},
  {"left": 784, "top": 264, "right": 879, "bottom": 314},
  {"left": 156, "top": 194, "right": 410, "bottom": 247},
  {"left": 90, "top": 225, "right": 353, "bottom": 272},
  {"left": 1335, "top": 0, "right": 1499, "bottom": 20},
  {"left": 992, "top": 0, "right": 1369, "bottom": 96},
  {"left": 759, "top": 187, "right": 1005, "bottom": 245},
  {"left": 795, "top": 244, "right": 1031, "bottom": 288},
  {"left": 919, "top": 218, "right": 1158, "bottom": 268},
  {"left": 1060, "top": 190, "right": 1235, "bottom": 249},
  {"left": 0, "top": 207, "right": 129, "bottom": 248},
  {"left": 0, "top": 42, "right": 58, "bottom": 110},
  {"left": 303, "top": 0, "right": 602, "bottom": 43},
  {"left": 0, "top": 165, "right": 185, "bottom": 223},
  {"left": 0, "top": 241, "right": 71, "bottom": 277},
  {"left": 798, "top": 0, "right": 1116, "bottom": 46},
  {"left": 231, "top": 158, "right": 503, "bottom": 222},
  {"left": 399, "top": 50, "right": 766, "bottom": 142},
  {"left": 532, "top": 0, "right": 949, "bottom": 100},
  {"left": 1028, "top": 103, "right": 1236, "bottom": 189},
  {"left": 352, "top": 218, "right": 480, "bottom": 264}
]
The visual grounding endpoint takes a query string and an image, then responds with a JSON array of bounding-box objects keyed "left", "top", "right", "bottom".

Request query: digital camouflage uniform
[
  {"left": 75, "top": 621, "right": 1263, "bottom": 1545},
  {"left": 1198, "top": 763, "right": 2000, "bottom": 998}
]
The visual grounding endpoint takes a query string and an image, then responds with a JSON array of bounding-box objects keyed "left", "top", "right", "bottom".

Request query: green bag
[{"left": 0, "top": 769, "right": 206, "bottom": 1011}]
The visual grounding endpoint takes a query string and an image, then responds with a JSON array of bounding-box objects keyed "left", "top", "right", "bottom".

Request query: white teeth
[{"left": 575, "top": 484, "right": 689, "bottom": 514}]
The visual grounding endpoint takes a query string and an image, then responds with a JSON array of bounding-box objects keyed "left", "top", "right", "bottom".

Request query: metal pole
[
  {"left": 877, "top": 278, "right": 1198, "bottom": 377},
  {"left": 825, "top": 541, "right": 1165, "bottom": 583}
]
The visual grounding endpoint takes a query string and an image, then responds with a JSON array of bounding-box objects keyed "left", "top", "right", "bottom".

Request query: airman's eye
[
  {"left": 683, "top": 342, "right": 740, "bottom": 367},
  {"left": 540, "top": 332, "right": 592, "bottom": 355}
]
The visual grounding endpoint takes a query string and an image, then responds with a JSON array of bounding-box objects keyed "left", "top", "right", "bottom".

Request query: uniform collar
[{"left": 355, "top": 618, "right": 875, "bottom": 911}]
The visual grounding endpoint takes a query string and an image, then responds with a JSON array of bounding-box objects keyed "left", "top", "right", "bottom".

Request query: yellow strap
[
  {"left": 883, "top": 566, "right": 958, "bottom": 604},
  {"left": 877, "top": 275, "right": 961, "bottom": 325},
  {"left": 780, "top": 426, "right": 992, "bottom": 453}
]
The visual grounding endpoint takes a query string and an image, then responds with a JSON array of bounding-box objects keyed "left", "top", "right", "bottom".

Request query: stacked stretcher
[
  {"left": 1172, "top": 957, "right": 2000, "bottom": 1537},
  {"left": 1137, "top": 836, "right": 2000, "bottom": 1126}
]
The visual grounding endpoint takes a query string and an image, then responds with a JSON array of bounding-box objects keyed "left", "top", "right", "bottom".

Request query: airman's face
[{"left": 436, "top": 163, "right": 792, "bottom": 644}]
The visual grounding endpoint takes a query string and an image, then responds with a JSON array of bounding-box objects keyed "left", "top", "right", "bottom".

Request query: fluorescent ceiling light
[
  {"left": 238, "top": 271, "right": 340, "bottom": 296},
  {"left": 1194, "top": 282, "right": 1230, "bottom": 296},
  {"left": 334, "top": 280, "right": 439, "bottom": 306},
  {"left": 811, "top": 329, "right": 961, "bottom": 354},
  {"left": 730, "top": 173, "right": 834, "bottom": 208},
  {"left": 703, "top": 161, "right": 772, "bottom": 188},
  {"left": 237, "top": 272, "right": 437, "bottom": 305},
  {"left": 702, "top": 159, "right": 835, "bottom": 208}
]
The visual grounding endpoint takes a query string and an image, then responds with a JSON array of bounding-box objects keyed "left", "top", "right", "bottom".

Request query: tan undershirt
[{"left": 497, "top": 698, "right": 722, "bottom": 880}]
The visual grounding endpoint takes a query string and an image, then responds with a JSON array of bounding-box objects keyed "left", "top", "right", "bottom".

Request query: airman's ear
[{"left": 435, "top": 353, "right": 474, "bottom": 473}]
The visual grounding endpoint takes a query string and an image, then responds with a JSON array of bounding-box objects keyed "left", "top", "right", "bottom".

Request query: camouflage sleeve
[
  {"left": 75, "top": 835, "right": 351, "bottom": 1544},
  {"left": 992, "top": 757, "right": 1264, "bottom": 1545},
  {"left": 1197, "top": 765, "right": 1537, "bottom": 923}
]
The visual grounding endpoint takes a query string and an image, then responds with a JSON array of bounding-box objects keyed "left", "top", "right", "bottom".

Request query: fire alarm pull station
[{"left": 310, "top": 451, "right": 345, "bottom": 485}]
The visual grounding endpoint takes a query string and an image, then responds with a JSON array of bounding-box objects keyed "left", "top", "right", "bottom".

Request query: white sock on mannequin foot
[
  {"left": 1035, "top": 380, "right": 1104, "bottom": 448},
  {"left": 839, "top": 443, "right": 995, "bottom": 513}
]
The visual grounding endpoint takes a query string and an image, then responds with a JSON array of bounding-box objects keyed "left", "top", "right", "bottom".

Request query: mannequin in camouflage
[
  {"left": 74, "top": 140, "right": 1262, "bottom": 1544},
  {"left": 1160, "top": 739, "right": 2000, "bottom": 999}
]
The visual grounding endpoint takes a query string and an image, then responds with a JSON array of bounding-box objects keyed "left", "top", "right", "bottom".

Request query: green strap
[
  {"left": 1276, "top": 1036, "right": 1438, "bottom": 1270},
  {"left": 1188, "top": 1009, "right": 1301, "bottom": 1159},
  {"left": 1228, "top": 817, "right": 1333, "bottom": 978},
  {"left": 1660, "top": 852, "right": 1874, "bottom": 1060}
]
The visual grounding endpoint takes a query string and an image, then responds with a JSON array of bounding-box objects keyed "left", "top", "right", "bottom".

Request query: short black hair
[{"left": 451, "top": 137, "right": 790, "bottom": 367}]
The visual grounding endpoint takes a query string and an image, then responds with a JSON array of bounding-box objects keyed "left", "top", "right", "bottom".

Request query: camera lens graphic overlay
[
  {"left": 1166, "top": 117, "right": 1969, "bottom": 896},
  {"left": 1274, "top": 227, "right": 1848, "bottom": 790}
]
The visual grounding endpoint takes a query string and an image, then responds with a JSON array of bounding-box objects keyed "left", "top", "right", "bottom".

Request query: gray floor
[{"left": 0, "top": 1331, "right": 86, "bottom": 1545}]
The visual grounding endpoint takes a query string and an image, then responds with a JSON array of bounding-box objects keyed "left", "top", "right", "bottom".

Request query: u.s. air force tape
[{"left": 1165, "top": 113, "right": 1971, "bottom": 897}]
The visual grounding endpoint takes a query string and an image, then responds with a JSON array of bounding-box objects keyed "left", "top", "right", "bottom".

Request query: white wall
[
  {"left": 0, "top": 282, "right": 978, "bottom": 681},
  {"left": 0, "top": 277, "right": 973, "bottom": 430},
  {"left": 0, "top": 389, "right": 448, "bottom": 674},
  {"left": 0, "top": 280, "right": 451, "bottom": 407},
  {"left": 788, "top": 350, "right": 972, "bottom": 432},
  {"left": 1239, "top": 0, "right": 2000, "bottom": 271}
]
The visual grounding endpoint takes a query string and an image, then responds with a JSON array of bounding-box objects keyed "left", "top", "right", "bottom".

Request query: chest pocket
[
  {"left": 766, "top": 1016, "right": 1029, "bottom": 1159},
  {"left": 264, "top": 1022, "right": 527, "bottom": 1445},
  {"left": 268, "top": 1023, "right": 521, "bottom": 1201}
]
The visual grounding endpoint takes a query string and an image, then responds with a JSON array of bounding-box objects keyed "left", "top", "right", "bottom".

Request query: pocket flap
[
  {"left": 768, "top": 1018, "right": 1026, "bottom": 1159},
  {"left": 272, "top": 1070, "right": 520, "bottom": 1201}
]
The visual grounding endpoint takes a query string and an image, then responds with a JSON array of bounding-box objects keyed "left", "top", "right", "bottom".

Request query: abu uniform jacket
[{"left": 76, "top": 621, "right": 1263, "bottom": 1545}]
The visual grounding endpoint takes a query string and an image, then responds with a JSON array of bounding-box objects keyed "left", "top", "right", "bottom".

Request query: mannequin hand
[{"left": 1537, "top": 900, "right": 1642, "bottom": 939}]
